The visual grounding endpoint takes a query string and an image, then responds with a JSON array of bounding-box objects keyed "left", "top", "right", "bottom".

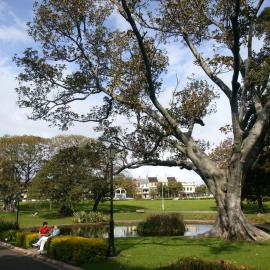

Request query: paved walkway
[{"left": 0, "top": 246, "right": 58, "bottom": 270}]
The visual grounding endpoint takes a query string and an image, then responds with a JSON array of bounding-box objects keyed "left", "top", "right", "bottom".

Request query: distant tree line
[{"left": 0, "top": 135, "right": 133, "bottom": 216}]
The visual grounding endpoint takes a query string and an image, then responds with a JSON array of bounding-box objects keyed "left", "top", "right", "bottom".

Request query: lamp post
[
  {"left": 107, "top": 145, "right": 116, "bottom": 257},
  {"left": 15, "top": 192, "right": 21, "bottom": 226},
  {"left": 161, "top": 182, "right": 165, "bottom": 211}
]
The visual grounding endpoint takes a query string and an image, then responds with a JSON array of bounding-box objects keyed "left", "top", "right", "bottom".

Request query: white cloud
[
  {"left": 0, "top": 0, "right": 30, "bottom": 43},
  {"left": 109, "top": 11, "right": 130, "bottom": 31},
  {"left": 0, "top": 64, "right": 98, "bottom": 138},
  {"left": 0, "top": 25, "right": 29, "bottom": 42}
]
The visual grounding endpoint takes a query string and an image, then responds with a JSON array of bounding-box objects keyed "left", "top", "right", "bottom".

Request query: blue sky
[
  {"left": 0, "top": 1, "right": 32, "bottom": 61},
  {"left": 1, "top": 0, "right": 264, "bottom": 183}
]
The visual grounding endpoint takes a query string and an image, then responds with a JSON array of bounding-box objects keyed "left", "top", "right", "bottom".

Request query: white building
[
  {"left": 135, "top": 176, "right": 196, "bottom": 199},
  {"left": 114, "top": 187, "right": 127, "bottom": 200},
  {"left": 181, "top": 182, "right": 196, "bottom": 193},
  {"left": 135, "top": 177, "right": 158, "bottom": 199}
]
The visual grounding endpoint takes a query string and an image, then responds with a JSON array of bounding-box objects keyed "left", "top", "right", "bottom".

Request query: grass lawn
[
  {"left": 101, "top": 198, "right": 218, "bottom": 212},
  {"left": 83, "top": 237, "right": 270, "bottom": 270},
  {"left": 1, "top": 200, "right": 270, "bottom": 270},
  {"left": 0, "top": 199, "right": 270, "bottom": 227}
]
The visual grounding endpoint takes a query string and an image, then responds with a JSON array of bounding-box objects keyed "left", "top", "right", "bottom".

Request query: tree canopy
[
  {"left": 0, "top": 135, "right": 49, "bottom": 211},
  {"left": 30, "top": 141, "right": 107, "bottom": 215},
  {"left": 15, "top": 0, "right": 270, "bottom": 240}
]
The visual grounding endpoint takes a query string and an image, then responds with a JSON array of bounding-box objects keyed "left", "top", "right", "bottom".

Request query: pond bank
[
  {"left": 21, "top": 219, "right": 215, "bottom": 231},
  {"left": 21, "top": 218, "right": 269, "bottom": 231}
]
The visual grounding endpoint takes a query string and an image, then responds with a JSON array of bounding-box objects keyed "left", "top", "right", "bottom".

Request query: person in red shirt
[{"left": 38, "top": 222, "right": 50, "bottom": 239}]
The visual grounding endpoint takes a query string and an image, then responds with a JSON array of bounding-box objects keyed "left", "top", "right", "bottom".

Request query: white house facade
[
  {"left": 134, "top": 177, "right": 196, "bottom": 199},
  {"left": 114, "top": 187, "right": 127, "bottom": 200},
  {"left": 181, "top": 182, "right": 196, "bottom": 193}
]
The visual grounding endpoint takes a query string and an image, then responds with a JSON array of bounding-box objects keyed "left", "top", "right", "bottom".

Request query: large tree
[
  {"left": 0, "top": 158, "right": 20, "bottom": 211},
  {"left": 0, "top": 136, "right": 49, "bottom": 186},
  {"left": 0, "top": 135, "right": 49, "bottom": 210},
  {"left": 195, "top": 184, "right": 209, "bottom": 194},
  {"left": 30, "top": 141, "right": 107, "bottom": 214},
  {"left": 157, "top": 182, "right": 183, "bottom": 198},
  {"left": 15, "top": 0, "right": 270, "bottom": 240}
]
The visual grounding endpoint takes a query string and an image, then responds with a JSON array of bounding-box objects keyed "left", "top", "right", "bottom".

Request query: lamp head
[{"left": 107, "top": 144, "right": 116, "bottom": 159}]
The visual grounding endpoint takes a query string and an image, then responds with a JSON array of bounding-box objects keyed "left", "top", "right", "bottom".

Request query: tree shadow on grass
[
  {"left": 83, "top": 259, "right": 154, "bottom": 270},
  {"left": 206, "top": 240, "right": 244, "bottom": 255},
  {"left": 116, "top": 236, "right": 269, "bottom": 257},
  {"left": 77, "top": 201, "right": 142, "bottom": 213},
  {"left": 39, "top": 212, "right": 66, "bottom": 219},
  {"left": 114, "top": 236, "right": 208, "bottom": 255},
  {"left": 100, "top": 204, "right": 143, "bottom": 214},
  {"left": 84, "top": 236, "right": 270, "bottom": 270}
]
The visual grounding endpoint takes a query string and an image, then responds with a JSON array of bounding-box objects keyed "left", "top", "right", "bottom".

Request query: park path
[
  {"left": 0, "top": 242, "right": 82, "bottom": 270},
  {"left": 0, "top": 246, "right": 58, "bottom": 270},
  {"left": 0, "top": 246, "right": 56, "bottom": 270},
  {"left": 0, "top": 246, "right": 68, "bottom": 270}
]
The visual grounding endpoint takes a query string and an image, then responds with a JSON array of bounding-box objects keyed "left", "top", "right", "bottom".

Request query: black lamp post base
[{"left": 107, "top": 247, "right": 116, "bottom": 257}]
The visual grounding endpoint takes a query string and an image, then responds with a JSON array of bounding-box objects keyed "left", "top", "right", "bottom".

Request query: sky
[{"left": 0, "top": 0, "right": 261, "bottom": 184}]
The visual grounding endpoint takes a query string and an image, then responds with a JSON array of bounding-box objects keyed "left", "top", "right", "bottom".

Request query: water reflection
[
  {"left": 184, "top": 224, "right": 212, "bottom": 236},
  {"left": 60, "top": 224, "right": 212, "bottom": 238},
  {"left": 114, "top": 225, "right": 138, "bottom": 238}
]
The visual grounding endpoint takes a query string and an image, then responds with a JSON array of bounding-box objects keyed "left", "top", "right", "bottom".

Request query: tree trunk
[
  {"left": 257, "top": 195, "right": 265, "bottom": 213},
  {"left": 92, "top": 193, "right": 102, "bottom": 212},
  {"left": 205, "top": 173, "right": 270, "bottom": 241},
  {"left": 212, "top": 203, "right": 270, "bottom": 240},
  {"left": 2, "top": 198, "right": 16, "bottom": 212}
]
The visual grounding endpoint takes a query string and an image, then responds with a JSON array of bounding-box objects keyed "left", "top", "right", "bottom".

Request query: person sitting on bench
[
  {"left": 38, "top": 221, "right": 50, "bottom": 239},
  {"left": 33, "top": 225, "right": 60, "bottom": 252}
]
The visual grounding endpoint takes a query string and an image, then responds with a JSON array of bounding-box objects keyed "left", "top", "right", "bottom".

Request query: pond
[{"left": 60, "top": 223, "right": 213, "bottom": 238}]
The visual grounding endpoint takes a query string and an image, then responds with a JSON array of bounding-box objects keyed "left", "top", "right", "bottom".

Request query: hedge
[
  {"left": 160, "top": 257, "right": 256, "bottom": 270},
  {"left": 0, "top": 219, "right": 19, "bottom": 233},
  {"left": 15, "top": 232, "right": 39, "bottom": 248},
  {"left": 47, "top": 236, "right": 107, "bottom": 265},
  {"left": 137, "top": 213, "right": 185, "bottom": 236}
]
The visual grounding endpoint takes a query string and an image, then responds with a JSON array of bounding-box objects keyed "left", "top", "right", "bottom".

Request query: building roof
[
  {"left": 138, "top": 178, "right": 149, "bottom": 184},
  {"left": 182, "top": 182, "right": 196, "bottom": 186},
  {"left": 148, "top": 177, "right": 158, "bottom": 183},
  {"left": 167, "top": 177, "right": 176, "bottom": 182}
]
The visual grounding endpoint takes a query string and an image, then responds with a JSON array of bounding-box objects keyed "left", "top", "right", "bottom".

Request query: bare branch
[
  {"left": 241, "top": 99, "right": 270, "bottom": 168},
  {"left": 115, "top": 158, "right": 196, "bottom": 175},
  {"left": 182, "top": 33, "right": 232, "bottom": 100},
  {"left": 121, "top": 0, "right": 189, "bottom": 144}
]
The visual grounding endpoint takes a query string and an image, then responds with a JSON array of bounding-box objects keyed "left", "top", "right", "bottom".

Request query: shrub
[
  {"left": 15, "top": 231, "right": 38, "bottom": 248},
  {"left": 24, "top": 232, "right": 39, "bottom": 248},
  {"left": 47, "top": 236, "right": 107, "bottom": 265},
  {"left": 73, "top": 211, "right": 88, "bottom": 223},
  {"left": 160, "top": 257, "right": 255, "bottom": 270},
  {"left": 0, "top": 219, "right": 19, "bottom": 233},
  {"left": 15, "top": 231, "right": 27, "bottom": 247},
  {"left": 59, "top": 205, "right": 74, "bottom": 217},
  {"left": 87, "top": 211, "right": 107, "bottom": 223},
  {"left": 137, "top": 213, "right": 185, "bottom": 236},
  {"left": 0, "top": 229, "right": 17, "bottom": 242},
  {"left": 73, "top": 211, "right": 107, "bottom": 223}
]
